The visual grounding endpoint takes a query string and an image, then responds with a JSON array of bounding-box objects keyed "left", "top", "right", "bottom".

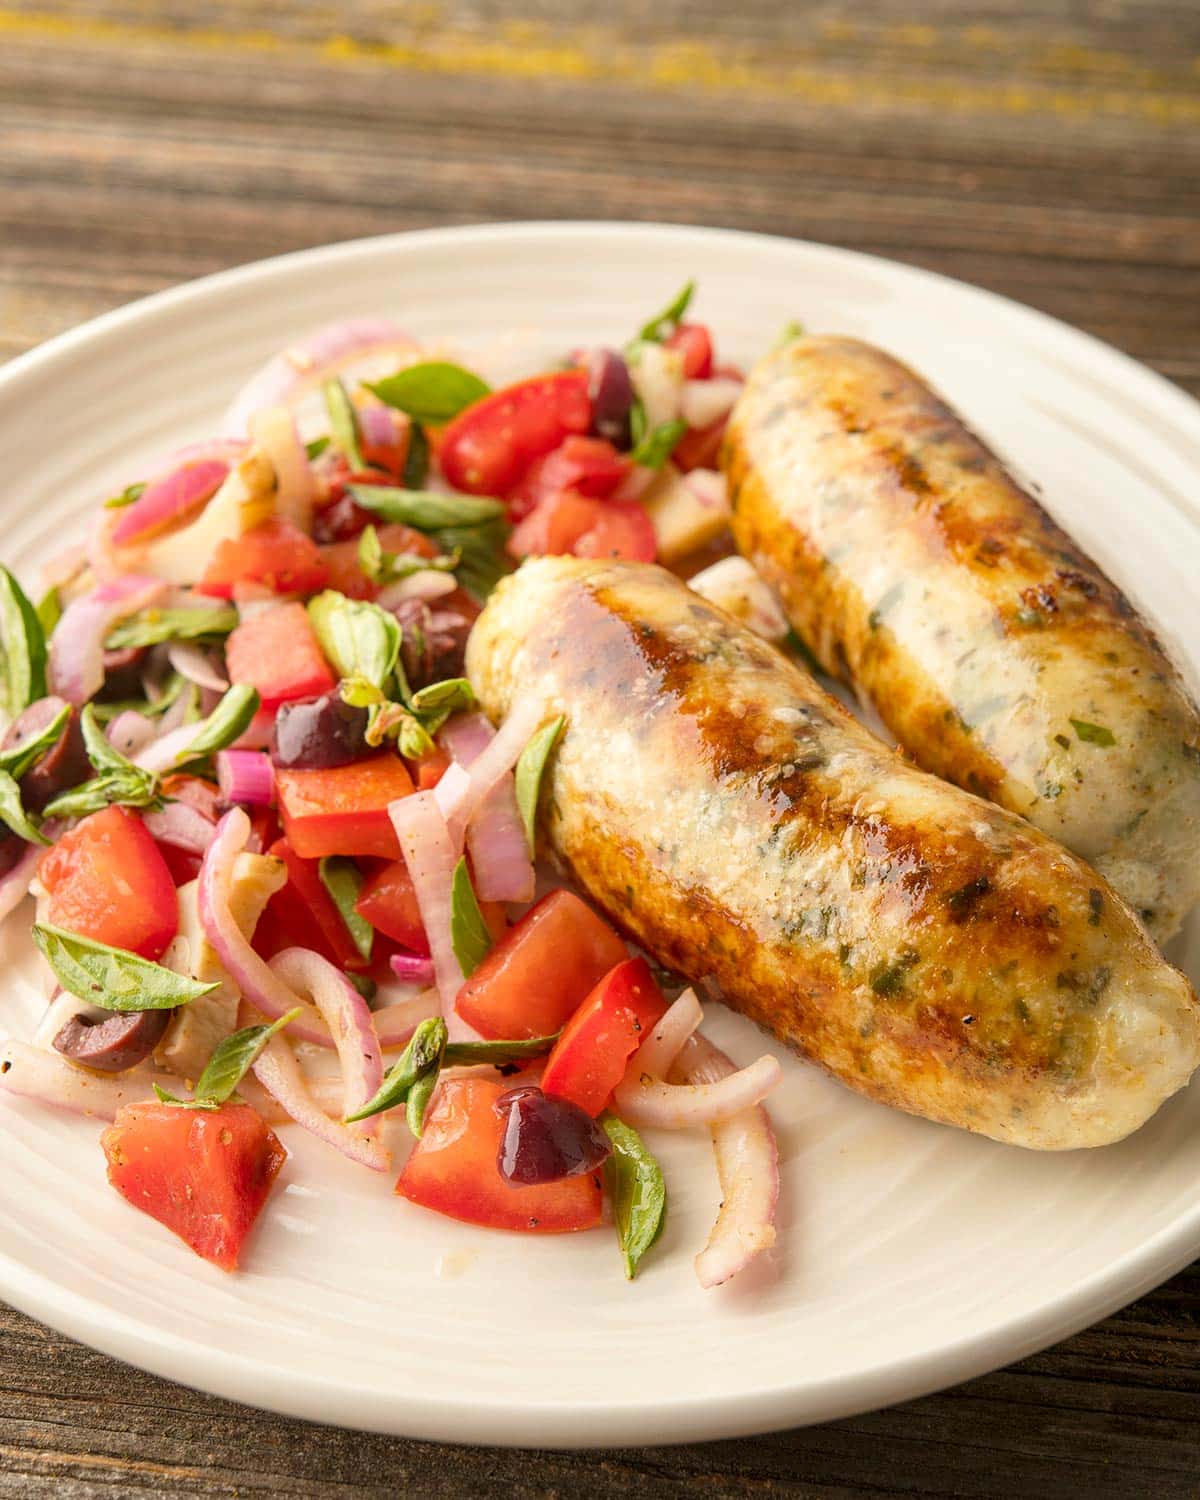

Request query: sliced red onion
[
  {"left": 613, "top": 1009, "right": 782, "bottom": 1130},
  {"left": 376, "top": 571, "right": 458, "bottom": 607},
  {"left": 222, "top": 318, "right": 414, "bottom": 436},
  {"left": 358, "top": 401, "right": 399, "bottom": 452},
  {"left": 387, "top": 952, "right": 436, "bottom": 987},
  {"left": 252, "top": 1033, "right": 389, "bottom": 1171},
  {"left": 198, "top": 808, "right": 333, "bottom": 1048},
  {"left": 388, "top": 790, "right": 468, "bottom": 1029},
  {"left": 167, "top": 641, "right": 228, "bottom": 692},
  {"left": 49, "top": 575, "right": 167, "bottom": 705},
  {"left": 438, "top": 713, "right": 533, "bottom": 903},
  {"left": 431, "top": 759, "right": 472, "bottom": 827},
  {"left": 0, "top": 1041, "right": 185, "bottom": 1120},
  {"left": 269, "top": 946, "right": 384, "bottom": 1132},
  {"left": 249, "top": 406, "right": 315, "bottom": 533},
  {"left": 680, "top": 375, "right": 742, "bottom": 431},
  {"left": 373, "top": 989, "right": 442, "bottom": 1052},
  {"left": 105, "top": 709, "right": 157, "bottom": 759},
  {"left": 683, "top": 468, "right": 728, "bottom": 511},
  {"left": 434, "top": 697, "right": 545, "bottom": 848},
  {"left": 631, "top": 987, "right": 703, "bottom": 1079},
  {"left": 143, "top": 798, "right": 216, "bottom": 855},
  {"left": 0, "top": 843, "right": 41, "bottom": 924},
  {"left": 676, "top": 1032, "right": 780, "bottom": 1290},
  {"left": 216, "top": 749, "right": 275, "bottom": 807},
  {"left": 133, "top": 721, "right": 204, "bottom": 775},
  {"left": 111, "top": 458, "right": 230, "bottom": 547}
]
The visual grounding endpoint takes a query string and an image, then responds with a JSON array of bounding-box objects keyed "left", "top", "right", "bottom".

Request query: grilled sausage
[
  {"left": 467, "top": 557, "right": 1200, "bottom": 1149},
  {"left": 723, "top": 337, "right": 1200, "bottom": 942}
]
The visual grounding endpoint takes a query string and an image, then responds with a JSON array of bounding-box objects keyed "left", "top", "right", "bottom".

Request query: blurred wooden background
[{"left": 2, "top": 1, "right": 1199, "bottom": 1495}]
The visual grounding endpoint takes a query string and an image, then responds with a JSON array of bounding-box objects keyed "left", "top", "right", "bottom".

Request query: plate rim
[{"left": 4, "top": 218, "right": 1200, "bottom": 1448}]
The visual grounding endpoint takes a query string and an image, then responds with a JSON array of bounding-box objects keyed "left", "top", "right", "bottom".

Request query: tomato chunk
[
  {"left": 196, "top": 518, "right": 329, "bottom": 599},
  {"left": 225, "top": 602, "right": 335, "bottom": 707},
  {"left": 396, "top": 1077, "right": 602, "bottom": 1233},
  {"left": 40, "top": 806, "right": 177, "bottom": 960},
  {"left": 439, "top": 370, "right": 591, "bottom": 495},
  {"left": 354, "top": 858, "right": 428, "bottom": 954},
  {"left": 102, "top": 1101, "right": 286, "bottom": 1270},
  {"left": 665, "top": 322, "right": 714, "bottom": 380},
  {"left": 672, "top": 416, "right": 728, "bottom": 473},
  {"left": 318, "top": 524, "right": 438, "bottom": 601},
  {"left": 255, "top": 838, "right": 367, "bottom": 970},
  {"left": 276, "top": 753, "right": 413, "bottom": 859},
  {"left": 572, "top": 500, "right": 656, "bottom": 562},
  {"left": 541, "top": 957, "right": 668, "bottom": 1116},
  {"left": 507, "top": 435, "right": 631, "bottom": 521},
  {"left": 456, "top": 889, "right": 627, "bottom": 1039}
]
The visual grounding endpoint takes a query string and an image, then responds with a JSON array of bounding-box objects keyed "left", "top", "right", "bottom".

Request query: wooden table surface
[{"left": 2, "top": 2, "right": 1199, "bottom": 1494}]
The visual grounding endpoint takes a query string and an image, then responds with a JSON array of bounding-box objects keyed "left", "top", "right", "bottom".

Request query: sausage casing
[
  {"left": 467, "top": 556, "right": 1200, "bottom": 1149},
  {"left": 724, "top": 337, "right": 1200, "bottom": 941}
]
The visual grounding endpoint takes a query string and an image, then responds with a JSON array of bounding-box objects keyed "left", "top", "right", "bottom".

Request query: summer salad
[{"left": 0, "top": 284, "right": 787, "bottom": 1288}]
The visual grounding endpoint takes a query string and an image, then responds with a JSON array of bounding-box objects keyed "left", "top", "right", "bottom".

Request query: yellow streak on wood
[{"left": 0, "top": 6, "right": 1196, "bottom": 126}]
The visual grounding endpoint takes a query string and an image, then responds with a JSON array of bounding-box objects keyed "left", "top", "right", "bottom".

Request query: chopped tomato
[
  {"left": 673, "top": 416, "right": 728, "bottom": 473},
  {"left": 439, "top": 370, "right": 591, "bottom": 495},
  {"left": 665, "top": 322, "right": 714, "bottom": 380},
  {"left": 541, "top": 957, "right": 667, "bottom": 1116},
  {"left": 396, "top": 1077, "right": 602, "bottom": 1233},
  {"left": 414, "top": 746, "right": 451, "bottom": 791},
  {"left": 456, "top": 889, "right": 628, "bottom": 1040},
  {"left": 196, "top": 518, "right": 329, "bottom": 599},
  {"left": 102, "top": 1101, "right": 286, "bottom": 1271},
  {"left": 507, "top": 435, "right": 631, "bottom": 521},
  {"left": 257, "top": 838, "right": 368, "bottom": 970},
  {"left": 357, "top": 407, "right": 411, "bottom": 478},
  {"left": 40, "top": 806, "right": 177, "bottom": 960},
  {"left": 157, "top": 844, "right": 202, "bottom": 887},
  {"left": 225, "top": 602, "right": 336, "bottom": 707},
  {"left": 354, "top": 858, "right": 428, "bottom": 955},
  {"left": 572, "top": 500, "right": 656, "bottom": 562},
  {"left": 507, "top": 491, "right": 655, "bottom": 563},
  {"left": 276, "top": 753, "right": 414, "bottom": 859},
  {"left": 319, "top": 523, "right": 438, "bottom": 601}
]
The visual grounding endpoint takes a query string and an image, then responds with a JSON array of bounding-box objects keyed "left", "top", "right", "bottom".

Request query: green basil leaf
[
  {"left": 357, "top": 525, "right": 459, "bottom": 587},
  {"left": 602, "top": 1114, "right": 667, "bottom": 1280},
  {"left": 35, "top": 586, "right": 62, "bottom": 638},
  {"left": 410, "top": 678, "right": 476, "bottom": 732},
  {"left": 308, "top": 591, "right": 400, "bottom": 693},
  {"left": 403, "top": 422, "right": 430, "bottom": 488},
  {"left": 0, "top": 566, "right": 47, "bottom": 717},
  {"left": 0, "top": 770, "right": 45, "bottom": 845},
  {"left": 305, "top": 435, "right": 331, "bottom": 461},
  {"left": 194, "top": 1007, "right": 303, "bottom": 1106},
  {"left": 349, "top": 486, "right": 505, "bottom": 531},
  {"left": 406, "top": 1062, "right": 441, "bottom": 1138},
  {"left": 0, "top": 702, "right": 70, "bottom": 781},
  {"left": 1070, "top": 718, "right": 1116, "bottom": 748},
  {"left": 450, "top": 856, "right": 493, "bottom": 978},
  {"left": 40, "top": 766, "right": 160, "bottom": 821},
  {"left": 33, "top": 922, "right": 219, "bottom": 1011},
  {"left": 106, "top": 605, "right": 237, "bottom": 651},
  {"left": 357, "top": 524, "right": 385, "bottom": 583},
  {"left": 318, "top": 856, "right": 373, "bottom": 961},
  {"left": 80, "top": 704, "right": 145, "bottom": 778},
  {"left": 344, "top": 1016, "right": 447, "bottom": 1124},
  {"left": 514, "top": 715, "right": 564, "bottom": 852},
  {"left": 773, "top": 318, "right": 805, "bottom": 350},
  {"left": 104, "top": 481, "right": 146, "bottom": 510},
  {"left": 366, "top": 362, "right": 490, "bottom": 425},
  {"left": 322, "top": 377, "right": 366, "bottom": 471},
  {"left": 176, "top": 683, "right": 260, "bottom": 763},
  {"left": 630, "top": 418, "right": 687, "bottom": 470},
  {"left": 628, "top": 397, "right": 647, "bottom": 449},
  {"left": 637, "top": 279, "right": 695, "bottom": 344},
  {"left": 429, "top": 518, "right": 511, "bottom": 603},
  {"left": 395, "top": 712, "right": 435, "bottom": 760},
  {"left": 443, "top": 1033, "right": 559, "bottom": 1066}
]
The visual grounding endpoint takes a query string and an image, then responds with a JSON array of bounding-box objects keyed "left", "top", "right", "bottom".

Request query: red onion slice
[
  {"left": 215, "top": 749, "right": 275, "bottom": 807},
  {"left": 387, "top": 790, "right": 468, "bottom": 1030},
  {"left": 0, "top": 843, "right": 41, "bottom": 924},
  {"left": 438, "top": 712, "right": 534, "bottom": 903},
  {"left": 143, "top": 799, "right": 217, "bottom": 855},
  {"left": 680, "top": 376, "right": 742, "bottom": 431},
  {"left": 675, "top": 1032, "right": 780, "bottom": 1290},
  {"left": 0, "top": 1040, "right": 185, "bottom": 1120},
  {"left": 268, "top": 946, "right": 384, "bottom": 1132},
  {"left": 111, "top": 457, "right": 231, "bottom": 547},
  {"left": 222, "top": 318, "right": 415, "bottom": 436},
  {"left": 435, "top": 697, "right": 545, "bottom": 848},
  {"left": 251, "top": 1034, "right": 390, "bottom": 1171},
  {"left": 387, "top": 952, "right": 437, "bottom": 987},
  {"left": 49, "top": 575, "right": 167, "bottom": 705},
  {"left": 374, "top": 988, "right": 442, "bottom": 1049},
  {"left": 105, "top": 710, "right": 158, "bottom": 759},
  {"left": 167, "top": 641, "right": 228, "bottom": 692},
  {"left": 198, "top": 808, "right": 333, "bottom": 1048}
]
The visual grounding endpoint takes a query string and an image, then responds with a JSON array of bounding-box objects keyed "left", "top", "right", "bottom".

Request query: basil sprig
[
  {"left": 366, "top": 362, "right": 490, "bottom": 425},
  {"left": 155, "top": 1009, "right": 302, "bottom": 1110},
  {"left": 630, "top": 418, "right": 687, "bottom": 470},
  {"left": 106, "top": 605, "right": 237, "bottom": 652},
  {"left": 357, "top": 525, "right": 459, "bottom": 587},
  {"left": 322, "top": 377, "right": 365, "bottom": 471},
  {"left": 41, "top": 704, "right": 161, "bottom": 820},
  {"left": 0, "top": 702, "right": 70, "bottom": 782},
  {"left": 348, "top": 487, "right": 510, "bottom": 602},
  {"left": 636, "top": 279, "right": 695, "bottom": 345},
  {"left": 0, "top": 774, "right": 46, "bottom": 845},
  {"left": 174, "top": 683, "right": 259, "bottom": 764},
  {"left": 513, "top": 715, "right": 564, "bottom": 853},
  {"left": 443, "top": 1033, "right": 558, "bottom": 1066},
  {"left": 318, "top": 856, "right": 373, "bottom": 961},
  {"left": 450, "top": 857, "right": 493, "bottom": 977},
  {"left": 33, "top": 923, "right": 219, "bottom": 1011},
  {"left": 308, "top": 591, "right": 400, "bottom": 693},
  {"left": 345, "top": 1016, "right": 448, "bottom": 1134},
  {"left": 602, "top": 1115, "right": 667, "bottom": 1280},
  {"left": 0, "top": 566, "right": 48, "bottom": 718}
]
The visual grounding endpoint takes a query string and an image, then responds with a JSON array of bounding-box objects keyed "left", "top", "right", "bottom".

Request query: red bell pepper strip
[
  {"left": 276, "top": 752, "right": 414, "bottom": 859},
  {"left": 541, "top": 957, "right": 668, "bottom": 1116}
]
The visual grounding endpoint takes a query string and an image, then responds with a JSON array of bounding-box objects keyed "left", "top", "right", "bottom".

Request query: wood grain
[{"left": 1, "top": 1, "right": 1199, "bottom": 1493}]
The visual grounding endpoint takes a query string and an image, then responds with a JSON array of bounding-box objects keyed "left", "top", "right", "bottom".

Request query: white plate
[{"left": 2, "top": 223, "right": 1199, "bottom": 1448}]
